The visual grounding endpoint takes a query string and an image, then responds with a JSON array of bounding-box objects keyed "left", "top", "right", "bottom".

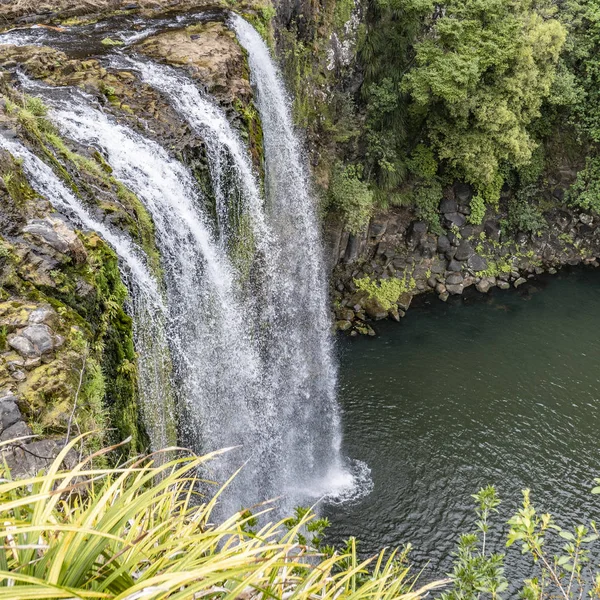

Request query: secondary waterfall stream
[
  {"left": 0, "top": 134, "right": 174, "bottom": 451},
  {"left": 1, "top": 14, "right": 367, "bottom": 514}
]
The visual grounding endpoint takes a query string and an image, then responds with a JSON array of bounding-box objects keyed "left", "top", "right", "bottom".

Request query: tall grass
[{"left": 0, "top": 436, "right": 446, "bottom": 599}]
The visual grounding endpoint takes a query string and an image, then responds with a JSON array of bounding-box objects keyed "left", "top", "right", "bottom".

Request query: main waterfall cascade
[{"left": 0, "top": 15, "right": 372, "bottom": 513}]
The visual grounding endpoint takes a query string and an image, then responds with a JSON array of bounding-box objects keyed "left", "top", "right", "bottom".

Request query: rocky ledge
[{"left": 328, "top": 178, "right": 600, "bottom": 336}]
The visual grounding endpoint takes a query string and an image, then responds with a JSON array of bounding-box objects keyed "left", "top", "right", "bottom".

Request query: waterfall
[
  {"left": 0, "top": 134, "right": 174, "bottom": 450},
  {"left": 230, "top": 16, "right": 345, "bottom": 494},
  {"left": 45, "top": 96, "right": 273, "bottom": 512},
  {"left": 122, "top": 53, "right": 350, "bottom": 503},
  {"left": 9, "top": 14, "right": 365, "bottom": 514}
]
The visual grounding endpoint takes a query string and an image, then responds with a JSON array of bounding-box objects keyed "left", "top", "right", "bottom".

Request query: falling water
[
  {"left": 0, "top": 134, "right": 174, "bottom": 450},
  {"left": 44, "top": 94, "right": 275, "bottom": 514},
  {"left": 125, "top": 52, "right": 355, "bottom": 503},
  {"left": 9, "top": 14, "right": 367, "bottom": 513},
  {"left": 231, "top": 16, "right": 350, "bottom": 498}
]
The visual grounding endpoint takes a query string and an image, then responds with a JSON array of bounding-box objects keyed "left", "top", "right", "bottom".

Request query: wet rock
[
  {"left": 446, "top": 272, "right": 463, "bottom": 286},
  {"left": 21, "top": 324, "right": 55, "bottom": 355},
  {"left": 476, "top": 277, "right": 496, "bottom": 293},
  {"left": 497, "top": 280, "right": 511, "bottom": 290},
  {"left": 439, "top": 291, "right": 450, "bottom": 302},
  {"left": 580, "top": 213, "right": 594, "bottom": 226},
  {"left": 435, "top": 282, "right": 446, "bottom": 295},
  {"left": 445, "top": 212, "right": 466, "bottom": 228},
  {"left": 336, "top": 320, "right": 352, "bottom": 332},
  {"left": 388, "top": 306, "right": 401, "bottom": 321},
  {"left": 446, "top": 283, "right": 464, "bottom": 295},
  {"left": 336, "top": 308, "right": 355, "bottom": 322},
  {"left": 467, "top": 254, "right": 488, "bottom": 272},
  {"left": 0, "top": 421, "right": 32, "bottom": 442},
  {"left": 455, "top": 240, "right": 474, "bottom": 261},
  {"left": 514, "top": 277, "right": 527, "bottom": 288},
  {"left": 363, "top": 298, "right": 388, "bottom": 320},
  {"left": 23, "top": 217, "right": 87, "bottom": 264},
  {"left": 397, "top": 293, "right": 412, "bottom": 312}
]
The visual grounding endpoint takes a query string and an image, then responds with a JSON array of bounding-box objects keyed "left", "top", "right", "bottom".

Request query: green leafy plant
[{"left": 0, "top": 436, "right": 446, "bottom": 599}]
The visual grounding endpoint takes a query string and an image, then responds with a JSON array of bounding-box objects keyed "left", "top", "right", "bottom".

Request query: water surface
[{"left": 326, "top": 269, "right": 600, "bottom": 580}]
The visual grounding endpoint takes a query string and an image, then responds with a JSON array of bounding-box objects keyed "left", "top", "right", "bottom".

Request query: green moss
[{"left": 354, "top": 274, "right": 416, "bottom": 311}]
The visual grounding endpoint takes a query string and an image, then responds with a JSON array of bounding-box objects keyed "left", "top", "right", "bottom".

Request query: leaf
[{"left": 559, "top": 531, "right": 575, "bottom": 541}]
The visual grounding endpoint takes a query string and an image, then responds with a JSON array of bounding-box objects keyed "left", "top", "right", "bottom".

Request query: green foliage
[
  {"left": 328, "top": 164, "right": 374, "bottom": 234},
  {"left": 440, "top": 486, "right": 507, "bottom": 600},
  {"left": 0, "top": 439, "right": 445, "bottom": 599},
  {"left": 414, "top": 180, "right": 443, "bottom": 234},
  {"left": 506, "top": 194, "right": 547, "bottom": 235},
  {"left": 568, "top": 157, "right": 600, "bottom": 214},
  {"left": 403, "top": 0, "right": 566, "bottom": 194},
  {"left": 355, "top": 274, "right": 416, "bottom": 310}
]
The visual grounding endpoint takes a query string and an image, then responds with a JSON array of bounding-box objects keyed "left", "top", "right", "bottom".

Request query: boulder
[
  {"left": 497, "top": 280, "right": 511, "bottom": 290},
  {"left": 1, "top": 439, "right": 77, "bottom": 479},
  {"left": 455, "top": 240, "right": 474, "bottom": 261},
  {"left": 514, "top": 277, "right": 527, "bottom": 288},
  {"left": 484, "top": 220, "right": 501, "bottom": 241},
  {"left": 448, "top": 259, "right": 463, "bottom": 272},
  {"left": 455, "top": 183, "right": 473, "bottom": 203},
  {"left": 363, "top": 297, "right": 389, "bottom": 320},
  {"left": 446, "top": 272, "right": 463, "bottom": 286},
  {"left": 28, "top": 306, "right": 55, "bottom": 325},
  {"left": 23, "top": 217, "right": 87, "bottom": 264},
  {"left": 445, "top": 212, "right": 466, "bottom": 228},
  {"left": 8, "top": 334, "right": 36, "bottom": 358},
  {"left": 388, "top": 306, "right": 401, "bottom": 322},
  {"left": 476, "top": 277, "right": 496, "bottom": 293},
  {"left": 0, "top": 396, "right": 21, "bottom": 431},
  {"left": 440, "top": 198, "right": 458, "bottom": 214},
  {"left": 21, "top": 324, "right": 55, "bottom": 355},
  {"left": 437, "top": 235, "right": 452, "bottom": 253},
  {"left": 446, "top": 283, "right": 464, "bottom": 295},
  {"left": 439, "top": 291, "right": 450, "bottom": 302},
  {"left": 0, "top": 421, "right": 32, "bottom": 442},
  {"left": 467, "top": 254, "right": 488, "bottom": 272},
  {"left": 336, "top": 320, "right": 352, "bottom": 332},
  {"left": 397, "top": 293, "right": 412, "bottom": 312}
]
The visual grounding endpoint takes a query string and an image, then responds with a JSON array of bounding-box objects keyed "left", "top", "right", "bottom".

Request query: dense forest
[{"left": 281, "top": 0, "right": 600, "bottom": 238}]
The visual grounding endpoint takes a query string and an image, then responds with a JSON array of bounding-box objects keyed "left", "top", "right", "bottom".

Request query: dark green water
[{"left": 325, "top": 268, "right": 600, "bottom": 579}]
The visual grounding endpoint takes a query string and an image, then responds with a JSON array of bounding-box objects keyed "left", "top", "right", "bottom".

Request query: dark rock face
[
  {"left": 455, "top": 240, "right": 474, "bottom": 261},
  {"left": 467, "top": 254, "right": 488, "bottom": 272}
]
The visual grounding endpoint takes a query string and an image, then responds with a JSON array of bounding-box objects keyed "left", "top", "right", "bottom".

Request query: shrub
[
  {"left": 329, "top": 164, "right": 375, "bottom": 234},
  {"left": 355, "top": 274, "right": 416, "bottom": 310},
  {"left": 506, "top": 195, "right": 547, "bottom": 235},
  {"left": 0, "top": 436, "right": 445, "bottom": 599},
  {"left": 568, "top": 157, "right": 600, "bottom": 214}
]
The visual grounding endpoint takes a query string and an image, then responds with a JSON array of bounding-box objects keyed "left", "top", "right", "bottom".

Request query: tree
[{"left": 403, "top": 0, "right": 567, "bottom": 209}]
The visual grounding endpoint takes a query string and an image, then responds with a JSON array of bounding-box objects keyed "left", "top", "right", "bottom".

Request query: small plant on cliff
[
  {"left": 355, "top": 274, "right": 415, "bottom": 310},
  {"left": 0, "top": 436, "right": 445, "bottom": 599},
  {"left": 328, "top": 163, "right": 374, "bottom": 234}
]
